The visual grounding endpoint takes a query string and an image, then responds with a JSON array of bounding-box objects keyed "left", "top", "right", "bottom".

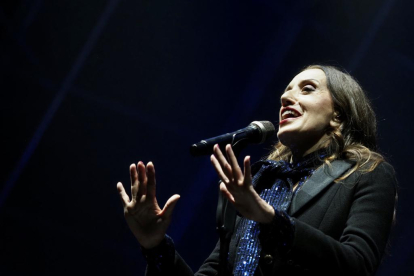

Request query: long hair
[{"left": 267, "top": 65, "right": 384, "bottom": 179}]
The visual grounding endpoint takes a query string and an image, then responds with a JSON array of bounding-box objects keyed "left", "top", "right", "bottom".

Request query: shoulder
[
  {"left": 365, "top": 161, "right": 397, "bottom": 191},
  {"left": 339, "top": 160, "right": 397, "bottom": 197},
  {"left": 356, "top": 161, "right": 396, "bottom": 183},
  {"left": 370, "top": 161, "right": 396, "bottom": 177}
]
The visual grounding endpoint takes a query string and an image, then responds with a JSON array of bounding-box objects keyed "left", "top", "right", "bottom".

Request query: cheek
[
  {"left": 305, "top": 100, "right": 334, "bottom": 128},
  {"left": 314, "top": 97, "right": 334, "bottom": 117}
]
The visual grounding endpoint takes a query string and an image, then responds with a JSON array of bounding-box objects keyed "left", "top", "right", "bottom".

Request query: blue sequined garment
[{"left": 233, "top": 154, "right": 323, "bottom": 276}]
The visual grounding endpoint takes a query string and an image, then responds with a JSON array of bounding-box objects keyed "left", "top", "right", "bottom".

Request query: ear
[{"left": 330, "top": 111, "right": 342, "bottom": 129}]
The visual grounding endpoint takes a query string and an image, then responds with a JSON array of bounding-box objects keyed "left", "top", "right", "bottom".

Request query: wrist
[
  {"left": 259, "top": 209, "right": 295, "bottom": 254},
  {"left": 135, "top": 233, "right": 165, "bottom": 250},
  {"left": 141, "top": 235, "right": 168, "bottom": 252},
  {"left": 260, "top": 201, "right": 276, "bottom": 224}
]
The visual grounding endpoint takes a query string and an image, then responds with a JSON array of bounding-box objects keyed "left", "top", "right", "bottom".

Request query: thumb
[{"left": 161, "top": 194, "right": 181, "bottom": 218}]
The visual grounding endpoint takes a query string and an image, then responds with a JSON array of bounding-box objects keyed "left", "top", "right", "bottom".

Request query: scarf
[{"left": 232, "top": 152, "right": 324, "bottom": 276}]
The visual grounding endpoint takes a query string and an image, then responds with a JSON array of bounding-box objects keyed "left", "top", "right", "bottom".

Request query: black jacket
[{"left": 148, "top": 160, "right": 397, "bottom": 276}]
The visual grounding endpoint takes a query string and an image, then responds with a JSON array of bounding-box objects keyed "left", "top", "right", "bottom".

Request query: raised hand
[
  {"left": 210, "top": 144, "right": 274, "bottom": 223},
  {"left": 117, "top": 161, "right": 180, "bottom": 249}
]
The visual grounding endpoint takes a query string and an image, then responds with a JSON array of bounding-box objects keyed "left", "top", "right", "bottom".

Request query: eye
[{"left": 302, "top": 85, "right": 316, "bottom": 92}]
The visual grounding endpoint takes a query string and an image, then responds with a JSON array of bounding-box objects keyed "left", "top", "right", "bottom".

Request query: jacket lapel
[{"left": 290, "top": 160, "right": 354, "bottom": 216}]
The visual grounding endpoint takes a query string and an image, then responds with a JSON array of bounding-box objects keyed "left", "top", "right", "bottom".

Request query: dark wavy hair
[{"left": 267, "top": 65, "right": 384, "bottom": 179}]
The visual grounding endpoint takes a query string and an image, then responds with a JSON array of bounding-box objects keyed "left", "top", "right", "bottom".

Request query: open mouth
[{"left": 281, "top": 108, "right": 301, "bottom": 120}]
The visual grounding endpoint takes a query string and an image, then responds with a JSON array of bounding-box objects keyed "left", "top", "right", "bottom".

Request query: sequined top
[{"left": 232, "top": 156, "right": 319, "bottom": 276}]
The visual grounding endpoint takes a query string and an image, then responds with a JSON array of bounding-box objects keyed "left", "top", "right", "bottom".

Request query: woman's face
[{"left": 277, "top": 68, "right": 339, "bottom": 156}]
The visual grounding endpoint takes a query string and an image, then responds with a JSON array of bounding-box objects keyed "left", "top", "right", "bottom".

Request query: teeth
[{"left": 282, "top": 109, "right": 300, "bottom": 119}]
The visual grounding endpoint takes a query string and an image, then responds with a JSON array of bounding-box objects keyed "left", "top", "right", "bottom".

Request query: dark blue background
[{"left": 1, "top": 0, "right": 413, "bottom": 275}]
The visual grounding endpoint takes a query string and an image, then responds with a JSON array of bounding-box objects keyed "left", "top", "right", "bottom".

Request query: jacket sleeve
[
  {"left": 194, "top": 240, "right": 221, "bottom": 276},
  {"left": 143, "top": 235, "right": 221, "bottom": 276},
  {"left": 143, "top": 235, "right": 194, "bottom": 276},
  {"left": 284, "top": 162, "right": 397, "bottom": 275}
]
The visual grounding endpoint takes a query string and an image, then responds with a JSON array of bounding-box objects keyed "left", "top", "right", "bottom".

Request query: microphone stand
[{"left": 216, "top": 141, "right": 246, "bottom": 276}]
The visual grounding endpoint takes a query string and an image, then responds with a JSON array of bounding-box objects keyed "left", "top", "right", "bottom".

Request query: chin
[{"left": 276, "top": 130, "right": 297, "bottom": 148}]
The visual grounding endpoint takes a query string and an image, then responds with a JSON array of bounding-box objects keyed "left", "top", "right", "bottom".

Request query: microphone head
[{"left": 249, "top": 121, "right": 276, "bottom": 143}]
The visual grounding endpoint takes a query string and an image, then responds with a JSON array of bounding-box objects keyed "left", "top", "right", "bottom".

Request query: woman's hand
[
  {"left": 210, "top": 144, "right": 275, "bottom": 224},
  {"left": 117, "top": 161, "right": 180, "bottom": 249}
]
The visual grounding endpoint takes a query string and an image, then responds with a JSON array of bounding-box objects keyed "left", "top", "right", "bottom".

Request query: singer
[{"left": 117, "top": 65, "right": 397, "bottom": 275}]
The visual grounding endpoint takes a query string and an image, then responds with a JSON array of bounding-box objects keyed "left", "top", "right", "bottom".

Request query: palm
[
  {"left": 117, "top": 162, "right": 180, "bottom": 249},
  {"left": 210, "top": 144, "right": 275, "bottom": 223}
]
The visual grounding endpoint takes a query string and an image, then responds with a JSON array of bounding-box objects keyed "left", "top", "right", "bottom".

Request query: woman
[{"left": 117, "top": 65, "right": 397, "bottom": 275}]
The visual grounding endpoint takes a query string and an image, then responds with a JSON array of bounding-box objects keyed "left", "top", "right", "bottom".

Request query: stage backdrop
[{"left": 1, "top": 0, "right": 413, "bottom": 275}]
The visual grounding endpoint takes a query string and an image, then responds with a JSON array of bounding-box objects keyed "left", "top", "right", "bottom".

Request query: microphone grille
[{"left": 250, "top": 121, "right": 276, "bottom": 143}]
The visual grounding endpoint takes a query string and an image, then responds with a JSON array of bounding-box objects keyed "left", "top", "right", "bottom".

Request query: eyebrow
[{"left": 283, "top": 78, "right": 321, "bottom": 93}]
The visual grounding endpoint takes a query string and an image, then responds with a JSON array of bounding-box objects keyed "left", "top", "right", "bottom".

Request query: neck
[{"left": 289, "top": 134, "right": 330, "bottom": 161}]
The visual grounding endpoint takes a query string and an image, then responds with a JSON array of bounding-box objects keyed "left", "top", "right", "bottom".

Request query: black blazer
[{"left": 149, "top": 160, "right": 397, "bottom": 276}]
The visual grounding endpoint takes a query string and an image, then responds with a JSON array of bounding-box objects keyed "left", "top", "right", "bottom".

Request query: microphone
[{"left": 190, "top": 121, "right": 275, "bottom": 156}]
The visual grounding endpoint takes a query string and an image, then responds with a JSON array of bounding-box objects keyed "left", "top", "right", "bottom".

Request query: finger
[
  {"left": 130, "top": 163, "right": 139, "bottom": 200},
  {"left": 210, "top": 154, "right": 230, "bottom": 183},
  {"left": 136, "top": 161, "right": 147, "bottom": 197},
  {"left": 243, "top": 156, "right": 252, "bottom": 187},
  {"left": 160, "top": 194, "right": 181, "bottom": 219},
  {"left": 117, "top": 182, "right": 130, "bottom": 206},
  {"left": 146, "top": 161, "right": 156, "bottom": 199},
  {"left": 213, "top": 144, "right": 233, "bottom": 179},
  {"left": 225, "top": 144, "right": 243, "bottom": 182},
  {"left": 219, "top": 182, "right": 235, "bottom": 204}
]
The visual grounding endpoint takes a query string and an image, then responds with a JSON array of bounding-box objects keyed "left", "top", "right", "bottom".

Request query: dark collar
[{"left": 289, "top": 159, "right": 354, "bottom": 216}]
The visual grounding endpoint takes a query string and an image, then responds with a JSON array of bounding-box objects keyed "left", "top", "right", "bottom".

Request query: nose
[{"left": 280, "top": 90, "right": 296, "bottom": 107}]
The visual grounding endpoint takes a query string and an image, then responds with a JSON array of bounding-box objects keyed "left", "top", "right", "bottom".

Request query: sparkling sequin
[{"left": 233, "top": 155, "right": 322, "bottom": 276}]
